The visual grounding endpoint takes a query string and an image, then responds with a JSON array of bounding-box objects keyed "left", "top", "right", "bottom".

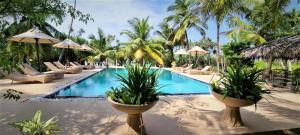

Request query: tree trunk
[
  {"left": 282, "top": 59, "right": 289, "bottom": 86},
  {"left": 265, "top": 57, "right": 274, "bottom": 85},
  {"left": 185, "top": 30, "right": 189, "bottom": 50},
  {"left": 216, "top": 23, "right": 221, "bottom": 73},
  {"left": 59, "top": 0, "right": 76, "bottom": 62},
  {"left": 170, "top": 46, "right": 174, "bottom": 62}
]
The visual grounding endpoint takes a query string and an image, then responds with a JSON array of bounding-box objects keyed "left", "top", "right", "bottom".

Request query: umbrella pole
[{"left": 35, "top": 38, "right": 41, "bottom": 71}]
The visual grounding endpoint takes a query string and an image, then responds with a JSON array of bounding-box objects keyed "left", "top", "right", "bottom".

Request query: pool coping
[
  {"left": 41, "top": 67, "right": 212, "bottom": 99},
  {"left": 32, "top": 69, "right": 103, "bottom": 100}
]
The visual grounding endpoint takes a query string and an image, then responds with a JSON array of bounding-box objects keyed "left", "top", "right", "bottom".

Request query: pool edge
[{"left": 42, "top": 67, "right": 212, "bottom": 99}]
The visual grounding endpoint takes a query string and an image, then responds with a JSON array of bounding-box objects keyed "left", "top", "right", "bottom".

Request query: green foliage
[
  {"left": 226, "top": 16, "right": 266, "bottom": 45},
  {"left": 0, "top": 0, "right": 92, "bottom": 25},
  {"left": 106, "top": 64, "right": 160, "bottom": 105},
  {"left": 0, "top": 50, "right": 15, "bottom": 73},
  {"left": 212, "top": 65, "right": 269, "bottom": 104},
  {"left": 166, "top": 0, "right": 207, "bottom": 49},
  {"left": 2, "top": 89, "right": 23, "bottom": 101},
  {"left": 222, "top": 41, "right": 253, "bottom": 65},
  {"left": 0, "top": 0, "right": 93, "bottom": 71},
  {"left": 244, "top": 0, "right": 300, "bottom": 40},
  {"left": 121, "top": 17, "right": 164, "bottom": 65},
  {"left": 12, "top": 110, "right": 61, "bottom": 135},
  {"left": 253, "top": 60, "right": 267, "bottom": 70},
  {"left": 292, "top": 69, "right": 300, "bottom": 92}
]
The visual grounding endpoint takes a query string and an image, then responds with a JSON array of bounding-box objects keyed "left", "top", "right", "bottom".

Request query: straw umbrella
[
  {"left": 53, "top": 39, "right": 81, "bottom": 66},
  {"left": 80, "top": 44, "right": 93, "bottom": 52},
  {"left": 174, "top": 49, "right": 188, "bottom": 64},
  {"left": 188, "top": 46, "right": 208, "bottom": 65},
  {"left": 8, "top": 28, "right": 60, "bottom": 71},
  {"left": 78, "top": 44, "right": 93, "bottom": 65},
  {"left": 188, "top": 46, "right": 208, "bottom": 55}
]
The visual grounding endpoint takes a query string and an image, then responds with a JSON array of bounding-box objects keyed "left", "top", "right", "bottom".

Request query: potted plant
[
  {"left": 211, "top": 65, "right": 269, "bottom": 127},
  {"left": 106, "top": 64, "right": 160, "bottom": 135}
]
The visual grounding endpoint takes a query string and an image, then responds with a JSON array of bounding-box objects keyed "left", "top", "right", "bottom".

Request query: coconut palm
[
  {"left": 245, "top": 0, "right": 297, "bottom": 40},
  {"left": 241, "top": 0, "right": 297, "bottom": 80},
  {"left": 196, "top": 0, "right": 245, "bottom": 73},
  {"left": 89, "top": 28, "right": 115, "bottom": 62},
  {"left": 226, "top": 16, "right": 266, "bottom": 45},
  {"left": 166, "top": 0, "right": 207, "bottom": 50},
  {"left": 156, "top": 21, "right": 177, "bottom": 65},
  {"left": 121, "top": 17, "right": 164, "bottom": 65}
]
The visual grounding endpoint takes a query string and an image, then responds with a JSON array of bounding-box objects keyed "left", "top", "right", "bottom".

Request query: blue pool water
[{"left": 51, "top": 68, "right": 210, "bottom": 97}]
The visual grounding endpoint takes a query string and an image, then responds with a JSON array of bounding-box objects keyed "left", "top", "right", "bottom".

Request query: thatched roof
[{"left": 241, "top": 33, "right": 300, "bottom": 59}]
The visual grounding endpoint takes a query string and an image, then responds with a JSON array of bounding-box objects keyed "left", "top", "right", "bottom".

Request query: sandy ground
[{"left": 0, "top": 68, "right": 299, "bottom": 135}]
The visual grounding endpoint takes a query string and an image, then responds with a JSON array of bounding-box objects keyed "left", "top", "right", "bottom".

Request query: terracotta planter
[
  {"left": 107, "top": 97, "right": 158, "bottom": 135},
  {"left": 212, "top": 91, "right": 255, "bottom": 127}
]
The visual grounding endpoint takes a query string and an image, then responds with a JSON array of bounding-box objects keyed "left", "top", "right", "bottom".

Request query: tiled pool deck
[{"left": 0, "top": 68, "right": 299, "bottom": 135}]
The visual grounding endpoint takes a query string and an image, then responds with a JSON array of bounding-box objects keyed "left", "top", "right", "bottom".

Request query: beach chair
[
  {"left": 172, "top": 63, "right": 188, "bottom": 71},
  {"left": 17, "top": 63, "right": 64, "bottom": 79},
  {"left": 0, "top": 68, "right": 53, "bottom": 83},
  {"left": 187, "top": 66, "right": 211, "bottom": 75},
  {"left": 44, "top": 62, "right": 82, "bottom": 74},
  {"left": 73, "top": 62, "right": 95, "bottom": 70},
  {"left": 53, "top": 61, "right": 83, "bottom": 71},
  {"left": 181, "top": 64, "right": 193, "bottom": 72}
]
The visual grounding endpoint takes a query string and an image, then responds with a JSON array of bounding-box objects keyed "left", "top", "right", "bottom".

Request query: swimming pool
[{"left": 46, "top": 68, "right": 210, "bottom": 98}]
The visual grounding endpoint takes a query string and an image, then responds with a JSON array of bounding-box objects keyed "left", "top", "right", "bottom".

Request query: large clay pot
[
  {"left": 107, "top": 97, "right": 158, "bottom": 135},
  {"left": 212, "top": 91, "right": 255, "bottom": 127}
]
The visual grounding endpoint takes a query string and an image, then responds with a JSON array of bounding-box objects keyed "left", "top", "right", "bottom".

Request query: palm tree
[
  {"left": 241, "top": 0, "right": 297, "bottom": 80},
  {"left": 89, "top": 28, "right": 115, "bottom": 63},
  {"left": 245, "top": 0, "right": 294, "bottom": 40},
  {"left": 166, "top": 0, "right": 207, "bottom": 50},
  {"left": 226, "top": 16, "right": 266, "bottom": 45},
  {"left": 197, "top": 0, "right": 244, "bottom": 73},
  {"left": 121, "top": 17, "right": 164, "bottom": 65},
  {"left": 156, "top": 21, "right": 176, "bottom": 65}
]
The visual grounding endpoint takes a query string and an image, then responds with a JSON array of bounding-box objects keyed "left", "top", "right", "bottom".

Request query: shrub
[{"left": 12, "top": 111, "right": 61, "bottom": 135}]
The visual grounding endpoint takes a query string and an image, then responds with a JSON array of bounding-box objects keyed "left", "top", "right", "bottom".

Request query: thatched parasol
[
  {"left": 79, "top": 44, "right": 93, "bottom": 52},
  {"left": 8, "top": 28, "right": 60, "bottom": 71},
  {"left": 241, "top": 33, "right": 300, "bottom": 59}
]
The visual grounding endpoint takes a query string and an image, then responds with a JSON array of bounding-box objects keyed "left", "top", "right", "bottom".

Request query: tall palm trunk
[
  {"left": 170, "top": 47, "right": 174, "bottom": 62},
  {"left": 185, "top": 30, "right": 189, "bottom": 50},
  {"left": 216, "top": 22, "right": 221, "bottom": 73},
  {"left": 265, "top": 57, "right": 274, "bottom": 84}
]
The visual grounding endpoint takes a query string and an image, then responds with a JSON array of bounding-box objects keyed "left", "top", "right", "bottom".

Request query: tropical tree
[
  {"left": 197, "top": 0, "right": 245, "bottom": 72},
  {"left": 121, "top": 17, "right": 164, "bottom": 65},
  {"left": 226, "top": 16, "right": 266, "bottom": 45},
  {"left": 156, "top": 21, "right": 176, "bottom": 66},
  {"left": 166, "top": 0, "right": 207, "bottom": 50},
  {"left": 241, "top": 0, "right": 299, "bottom": 79},
  {"left": 89, "top": 28, "right": 115, "bottom": 63},
  {"left": 244, "top": 0, "right": 293, "bottom": 40},
  {"left": 0, "top": 0, "right": 92, "bottom": 71}
]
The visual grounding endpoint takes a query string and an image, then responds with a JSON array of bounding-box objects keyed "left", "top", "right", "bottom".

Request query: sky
[{"left": 51, "top": 0, "right": 300, "bottom": 46}]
